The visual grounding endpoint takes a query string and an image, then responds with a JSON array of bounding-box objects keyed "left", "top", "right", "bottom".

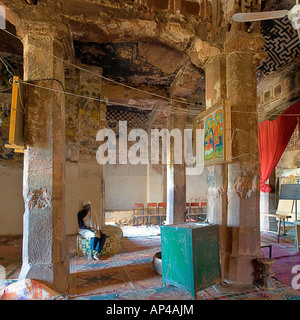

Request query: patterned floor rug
[
  {"left": 69, "top": 232, "right": 300, "bottom": 300},
  {"left": 1, "top": 229, "right": 299, "bottom": 300}
]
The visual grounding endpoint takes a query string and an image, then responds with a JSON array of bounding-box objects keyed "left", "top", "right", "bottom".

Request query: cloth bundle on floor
[{"left": 0, "top": 279, "right": 62, "bottom": 300}]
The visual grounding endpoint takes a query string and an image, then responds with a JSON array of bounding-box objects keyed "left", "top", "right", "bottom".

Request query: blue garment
[{"left": 90, "top": 233, "right": 107, "bottom": 253}]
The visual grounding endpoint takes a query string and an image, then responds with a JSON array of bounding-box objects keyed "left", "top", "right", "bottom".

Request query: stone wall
[
  {"left": 104, "top": 104, "right": 160, "bottom": 211},
  {"left": 257, "top": 57, "right": 300, "bottom": 122},
  {"left": 104, "top": 104, "right": 208, "bottom": 211},
  {"left": 186, "top": 170, "right": 208, "bottom": 203},
  {"left": 64, "top": 64, "right": 104, "bottom": 235},
  {"left": 0, "top": 53, "right": 24, "bottom": 235}
]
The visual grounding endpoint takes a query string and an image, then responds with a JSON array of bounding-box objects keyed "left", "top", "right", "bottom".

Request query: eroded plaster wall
[
  {"left": 0, "top": 53, "right": 24, "bottom": 236},
  {"left": 0, "top": 162, "right": 23, "bottom": 235},
  {"left": 104, "top": 105, "right": 152, "bottom": 211},
  {"left": 65, "top": 65, "right": 104, "bottom": 235},
  {"left": 105, "top": 163, "right": 207, "bottom": 210},
  {"left": 104, "top": 105, "right": 208, "bottom": 211},
  {"left": 105, "top": 163, "right": 148, "bottom": 210},
  {"left": 186, "top": 170, "right": 208, "bottom": 203},
  {"left": 275, "top": 125, "right": 300, "bottom": 220}
]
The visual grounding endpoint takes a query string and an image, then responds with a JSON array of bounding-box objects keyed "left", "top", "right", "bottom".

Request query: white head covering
[{"left": 83, "top": 200, "right": 91, "bottom": 207}]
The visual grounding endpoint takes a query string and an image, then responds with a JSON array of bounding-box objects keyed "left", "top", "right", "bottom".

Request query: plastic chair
[
  {"left": 186, "top": 202, "right": 201, "bottom": 221},
  {"left": 200, "top": 201, "right": 207, "bottom": 220},
  {"left": 186, "top": 203, "right": 190, "bottom": 214},
  {"left": 147, "top": 203, "right": 160, "bottom": 226},
  {"left": 133, "top": 203, "right": 147, "bottom": 228},
  {"left": 158, "top": 202, "right": 167, "bottom": 225}
]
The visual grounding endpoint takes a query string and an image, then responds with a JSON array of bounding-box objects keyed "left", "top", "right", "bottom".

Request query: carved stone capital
[
  {"left": 224, "top": 29, "right": 265, "bottom": 55},
  {"left": 17, "top": 20, "right": 69, "bottom": 40},
  {"left": 188, "top": 37, "right": 221, "bottom": 68},
  {"left": 16, "top": 20, "right": 74, "bottom": 62},
  {"left": 16, "top": 20, "right": 74, "bottom": 79}
]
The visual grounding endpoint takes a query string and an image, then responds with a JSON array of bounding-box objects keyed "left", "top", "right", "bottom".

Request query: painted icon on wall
[{"left": 193, "top": 100, "right": 231, "bottom": 166}]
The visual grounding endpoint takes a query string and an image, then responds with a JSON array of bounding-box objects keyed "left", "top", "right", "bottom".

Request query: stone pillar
[
  {"left": 225, "top": 50, "right": 261, "bottom": 284},
  {"left": 162, "top": 163, "right": 167, "bottom": 203},
  {"left": 166, "top": 106, "right": 187, "bottom": 224},
  {"left": 204, "top": 31, "right": 265, "bottom": 283},
  {"left": 204, "top": 55, "right": 228, "bottom": 281},
  {"left": 161, "top": 122, "right": 168, "bottom": 203},
  {"left": 99, "top": 98, "right": 107, "bottom": 226},
  {"left": 18, "top": 22, "right": 71, "bottom": 293}
]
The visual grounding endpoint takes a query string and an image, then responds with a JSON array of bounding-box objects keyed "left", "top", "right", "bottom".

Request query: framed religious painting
[{"left": 193, "top": 100, "right": 231, "bottom": 166}]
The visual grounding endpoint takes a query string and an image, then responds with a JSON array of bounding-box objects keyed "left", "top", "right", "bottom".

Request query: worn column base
[
  {"left": 19, "top": 260, "right": 70, "bottom": 294},
  {"left": 225, "top": 255, "right": 258, "bottom": 284}
]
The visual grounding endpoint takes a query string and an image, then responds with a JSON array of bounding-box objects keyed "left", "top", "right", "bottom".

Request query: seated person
[{"left": 77, "top": 200, "right": 106, "bottom": 261}]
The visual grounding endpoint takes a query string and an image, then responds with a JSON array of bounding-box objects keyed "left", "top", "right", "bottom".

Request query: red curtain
[{"left": 259, "top": 102, "right": 300, "bottom": 193}]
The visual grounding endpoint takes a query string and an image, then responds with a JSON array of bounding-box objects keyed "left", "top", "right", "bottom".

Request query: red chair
[
  {"left": 200, "top": 201, "right": 207, "bottom": 214},
  {"left": 200, "top": 201, "right": 207, "bottom": 220},
  {"left": 187, "top": 202, "right": 206, "bottom": 221},
  {"left": 133, "top": 203, "right": 147, "bottom": 228},
  {"left": 158, "top": 202, "right": 167, "bottom": 225},
  {"left": 191, "top": 202, "right": 200, "bottom": 213},
  {"left": 186, "top": 203, "right": 190, "bottom": 213},
  {"left": 147, "top": 203, "right": 160, "bottom": 226}
]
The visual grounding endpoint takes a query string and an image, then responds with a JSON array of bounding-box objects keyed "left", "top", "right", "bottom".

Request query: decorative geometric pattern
[
  {"left": 285, "top": 124, "right": 299, "bottom": 152},
  {"left": 258, "top": 16, "right": 300, "bottom": 76},
  {"left": 77, "top": 235, "right": 116, "bottom": 257},
  {"left": 106, "top": 105, "right": 150, "bottom": 131},
  {"left": 105, "top": 105, "right": 151, "bottom": 158}
]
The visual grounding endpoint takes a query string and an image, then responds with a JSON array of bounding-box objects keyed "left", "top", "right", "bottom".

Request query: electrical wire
[
  {"left": 0, "top": 57, "right": 15, "bottom": 78},
  {"left": 19, "top": 79, "right": 300, "bottom": 118},
  {"left": 20, "top": 79, "right": 187, "bottom": 115},
  {"left": 0, "top": 86, "right": 12, "bottom": 93}
]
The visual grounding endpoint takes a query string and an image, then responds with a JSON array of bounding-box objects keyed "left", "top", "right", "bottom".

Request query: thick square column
[
  {"left": 166, "top": 106, "right": 188, "bottom": 224},
  {"left": 204, "top": 56, "right": 228, "bottom": 281},
  {"left": 205, "top": 45, "right": 264, "bottom": 284},
  {"left": 225, "top": 51, "right": 261, "bottom": 283},
  {"left": 99, "top": 97, "right": 107, "bottom": 226},
  {"left": 17, "top": 22, "right": 72, "bottom": 293}
]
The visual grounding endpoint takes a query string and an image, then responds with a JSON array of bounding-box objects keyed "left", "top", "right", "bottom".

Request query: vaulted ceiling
[
  {"left": 73, "top": 40, "right": 188, "bottom": 88},
  {"left": 0, "top": 0, "right": 299, "bottom": 124}
]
